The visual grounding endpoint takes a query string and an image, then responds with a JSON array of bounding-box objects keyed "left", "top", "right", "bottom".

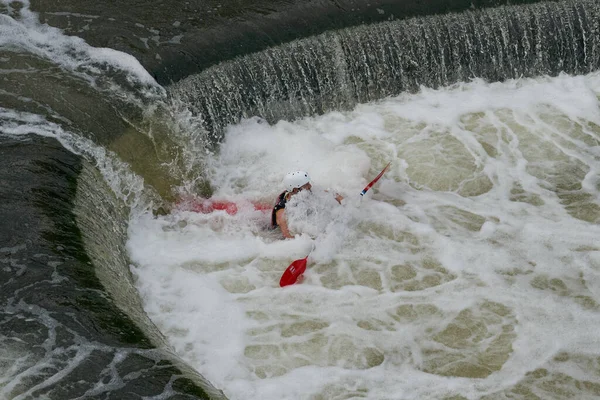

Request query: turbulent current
[
  {"left": 1, "top": 0, "right": 600, "bottom": 399},
  {"left": 130, "top": 74, "right": 600, "bottom": 400}
]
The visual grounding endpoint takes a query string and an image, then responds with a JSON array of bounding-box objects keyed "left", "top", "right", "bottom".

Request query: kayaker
[{"left": 272, "top": 171, "right": 343, "bottom": 238}]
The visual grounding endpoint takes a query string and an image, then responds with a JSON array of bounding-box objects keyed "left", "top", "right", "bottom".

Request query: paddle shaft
[{"left": 360, "top": 162, "right": 391, "bottom": 196}]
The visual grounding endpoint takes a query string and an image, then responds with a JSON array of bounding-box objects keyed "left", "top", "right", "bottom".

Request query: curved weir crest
[{"left": 169, "top": 0, "right": 600, "bottom": 140}]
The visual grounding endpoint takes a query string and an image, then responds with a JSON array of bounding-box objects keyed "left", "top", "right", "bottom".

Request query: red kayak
[{"left": 176, "top": 197, "right": 272, "bottom": 215}]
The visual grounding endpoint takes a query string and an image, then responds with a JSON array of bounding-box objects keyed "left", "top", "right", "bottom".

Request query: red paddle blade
[{"left": 279, "top": 256, "right": 308, "bottom": 287}]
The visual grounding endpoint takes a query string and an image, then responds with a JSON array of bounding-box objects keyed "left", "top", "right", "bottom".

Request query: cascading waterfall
[{"left": 169, "top": 0, "right": 600, "bottom": 140}]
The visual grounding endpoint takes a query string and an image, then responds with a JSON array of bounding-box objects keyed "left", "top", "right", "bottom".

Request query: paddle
[
  {"left": 279, "top": 256, "right": 308, "bottom": 287},
  {"left": 279, "top": 162, "right": 391, "bottom": 287},
  {"left": 360, "top": 161, "right": 391, "bottom": 196}
]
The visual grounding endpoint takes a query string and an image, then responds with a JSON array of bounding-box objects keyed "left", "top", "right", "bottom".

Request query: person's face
[
  {"left": 300, "top": 182, "right": 312, "bottom": 192},
  {"left": 292, "top": 182, "right": 311, "bottom": 195}
]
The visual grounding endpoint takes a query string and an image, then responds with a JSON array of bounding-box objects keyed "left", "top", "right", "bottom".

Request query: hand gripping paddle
[{"left": 279, "top": 162, "right": 391, "bottom": 287}]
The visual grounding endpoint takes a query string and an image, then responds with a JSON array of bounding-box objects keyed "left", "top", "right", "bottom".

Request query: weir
[
  {"left": 3, "top": 0, "right": 600, "bottom": 399},
  {"left": 33, "top": 0, "right": 554, "bottom": 85},
  {"left": 169, "top": 0, "right": 600, "bottom": 140}
]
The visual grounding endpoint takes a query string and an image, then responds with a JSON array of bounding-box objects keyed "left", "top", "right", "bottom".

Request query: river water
[
  {"left": 128, "top": 73, "right": 600, "bottom": 400},
  {"left": 2, "top": 0, "right": 600, "bottom": 399}
]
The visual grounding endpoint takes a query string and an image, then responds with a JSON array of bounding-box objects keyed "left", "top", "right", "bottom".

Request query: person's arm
[{"left": 276, "top": 209, "right": 294, "bottom": 238}]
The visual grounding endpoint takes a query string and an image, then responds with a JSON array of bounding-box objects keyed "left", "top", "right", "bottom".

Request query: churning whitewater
[{"left": 127, "top": 73, "right": 600, "bottom": 400}]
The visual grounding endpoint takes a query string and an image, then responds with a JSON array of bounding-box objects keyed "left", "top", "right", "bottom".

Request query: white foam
[{"left": 128, "top": 72, "right": 600, "bottom": 399}]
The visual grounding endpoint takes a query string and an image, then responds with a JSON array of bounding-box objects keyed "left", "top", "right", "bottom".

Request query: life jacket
[{"left": 271, "top": 191, "right": 288, "bottom": 227}]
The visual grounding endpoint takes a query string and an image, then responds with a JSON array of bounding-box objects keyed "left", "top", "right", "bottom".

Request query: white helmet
[{"left": 283, "top": 171, "right": 310, "bottom": 191}]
